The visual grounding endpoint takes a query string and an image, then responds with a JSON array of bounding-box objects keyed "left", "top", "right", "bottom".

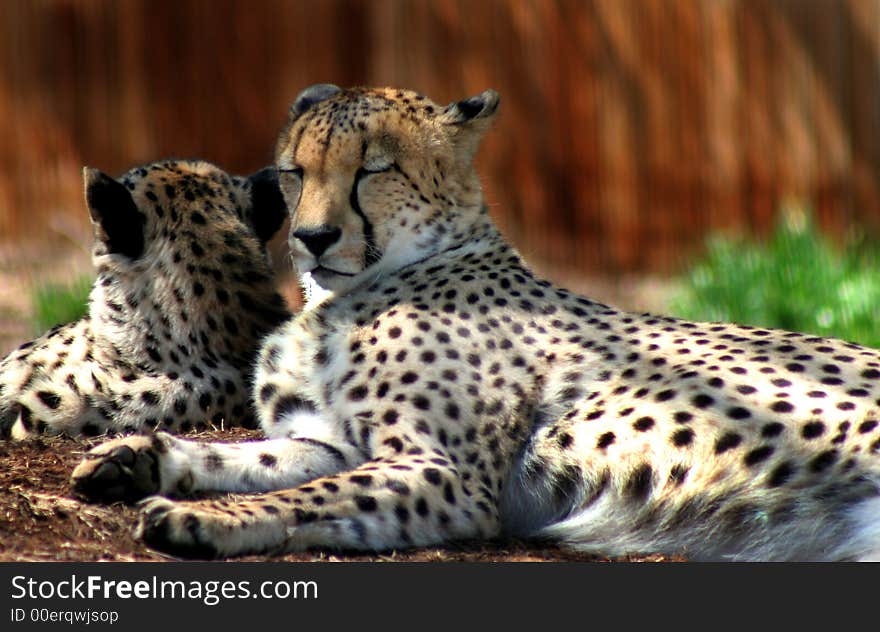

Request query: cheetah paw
[
  {"left": 71, "top": 434, "right": 164, "bottom": 503},
  {"left": 135, "top": 497, "right": 222, "bottom": 559}
]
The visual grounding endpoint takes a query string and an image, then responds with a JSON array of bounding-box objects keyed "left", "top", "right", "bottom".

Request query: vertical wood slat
[{"left": 0, "top": 0, "right": 877, "bottom": 274}]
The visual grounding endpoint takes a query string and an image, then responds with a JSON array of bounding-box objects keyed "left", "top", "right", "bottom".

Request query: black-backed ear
[
  {"left": 248, "top": 167, "right": 287, "bottom": 243},
  {"left": 440, "top": 89, "right": 500, "bottom": 126},
  {"left": 83, "top": 167, "right": 145, "bottom": 259},
  {"left": 289, "top": 83, "right": 342, "bottom": 119}
]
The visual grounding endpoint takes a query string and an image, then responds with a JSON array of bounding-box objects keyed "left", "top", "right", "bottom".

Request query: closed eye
[
  {"left": 361, "top": 161, "right": 395, "bottom": 174},
  {"left": 278, "top": 167, "right": 304, "bottom": 177}
]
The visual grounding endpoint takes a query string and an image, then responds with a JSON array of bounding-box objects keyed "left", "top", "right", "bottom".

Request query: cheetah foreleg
[
  {"left": 135, "top": 458, "right": 499, "bottom": 558},
  {"left": 71, "top": 431, "right": 360, "bottom": 503}
]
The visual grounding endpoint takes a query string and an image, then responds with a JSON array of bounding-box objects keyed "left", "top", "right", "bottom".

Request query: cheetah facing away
[
  {"left": 73, "top": 86, "right": 880, "bottom": 560},
  {"left": 0, "top": 159, "right": 289, "bottom": 450}
]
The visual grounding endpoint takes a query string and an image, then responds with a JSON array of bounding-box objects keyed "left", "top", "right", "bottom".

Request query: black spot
[
  {"left": 423, "top": 468, "right": 442, "bottom": 485},
  {"left": 141, "top": 391, "right": 160, "bottom": 406},
  {"left": 443, "top": 482, "right": 457, "bottom": 505},
  {"left": 259, "top": 383, "right": 277, "bottom": 403},
  {"left": 858, "top": 420, "right": 878, "bottom": 434},
  {"left": 655, "top": 389, "right": 676, "bottom": 402},
  {"left": 412, "top": 395, "right": 431, "bottom": 410},
  {"left": 671, "top": 428, "right": 694, "bottom": 447},
  {"left": 445, "top": 402, "right": 460, "bottom": 421},
  {"left": 809, "top": 449, "right": 838, "bottom": 472},
  {"left": 743, "top": 445, "right": 774, "bottom": 466},
  {"left": 714, "top": 432, "right": 742, "bottom": 454},
  {"left": 395, "top": 505, "right": 410, "bottom": 523},
  {"left": 273, "top": 394, "right": 317, "bottom": 423},
  {"left": 349, "top": 474, "right": 373, "bottom": 487},
  {"left": 674, "top": 411, "right": 693, "bottom": 423},
  {"left": 770, "top": 401, "right": 794, "bottom": 413},
  {"left": 625, "top": 464, "right": 653, "bottom": 500},
  {"left": 633, "top": 417, "right": 655, "bottom": 432},
  {"left": 386, "top": 480, "right": 410, "bottom": 496},
  {"left": 348, "top": 385, "right": 369, "bottom": 401},
  {"left": 259, "top": 453, "right": 277, "bottom": 467},
  {"left": 355, "top": 496, "right": 378, "bottom": 512},
  {"left": 401, "top": 371, "right": 419, "bottom": 384},
  {"left": 861, "top": 368, "right": 880, "bottom": 380},
  {"left": 761, "top": 422, "right": 785, "bottom": 438},
  {"left": 669, "top": 464, "right": 689, "bottom": 485},
  {"left": 557, "top": 433, "right": 574, "bottom": 449},
  {"left": 415, "top": 497, "right": 429, "bottom": 517},
  {"left": 597, "top": 432, "right": 615, "bottom": 449},
  {"left": 37, "top": 391, "right": 62, "bottom": 410},
  {"left": 726, "top": 406, "right": 751, "bottom": 420},
  {"left": 767, "top": 461, "right": 795, "bottom": 487},
  {"left": 692, "top": 394, "right": 714, "bottom": 409},
  {"left": 801, "top": 421, "right": 825, "bottom": 439}
]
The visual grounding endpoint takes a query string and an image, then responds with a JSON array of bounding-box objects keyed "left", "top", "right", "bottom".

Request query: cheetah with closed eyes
[
  {"left": 1, "top": 159, "right": 289, "bottom": 446},
  {"left": 73, "top": 85, "right": 880, "bottom": 560}
]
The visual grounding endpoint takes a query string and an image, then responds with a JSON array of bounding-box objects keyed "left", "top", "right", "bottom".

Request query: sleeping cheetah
[
  {"left": 73, "top": 86, "right": 880, "bottom": 560},
  {"left": 1, "top": 159, "right": 289, "bottom": 446}
]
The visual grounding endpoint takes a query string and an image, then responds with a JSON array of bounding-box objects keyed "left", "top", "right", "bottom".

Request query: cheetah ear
[
  {"left": 83, "top": 167, "right": 145, "bottom": 260},
  {"left": 247, "top": 167, "right": 287, "bottom": 243},
  {"left": 440, "top": 89, "right": 500, "bottom": 127},
  {"left": 289, "top": 83, "right": 342, "bottom": 119},
  {"left": 439, "top": 90, "right": 499, "bottom": 162}
]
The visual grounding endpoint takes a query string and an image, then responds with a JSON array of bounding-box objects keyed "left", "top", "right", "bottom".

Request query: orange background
[{"left": 1, "top": 0, "right": 878, "bottom": 275}]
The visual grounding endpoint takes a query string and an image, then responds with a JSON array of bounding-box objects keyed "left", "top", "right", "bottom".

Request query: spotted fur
[
  {"left": 73, "top": 87, "right": 880, "bottom": 561},
  {"left": 1, "top": 159, "right": 289, "bottom": 439}
]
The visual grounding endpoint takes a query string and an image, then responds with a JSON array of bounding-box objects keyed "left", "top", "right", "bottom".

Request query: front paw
[
  {"left": 71, "top": 434, "right": 165, "bottom": 503},
  {"left": 135, "top": 497, "right": 222, "bottom": 559}
]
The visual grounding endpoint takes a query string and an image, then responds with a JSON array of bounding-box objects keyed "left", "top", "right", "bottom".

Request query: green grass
[
  {"left": 31, "top": 275, "right": 92, "bottom": 334},
  {"left": 669, "top": 209, "right": 880, "bottom": 349}
]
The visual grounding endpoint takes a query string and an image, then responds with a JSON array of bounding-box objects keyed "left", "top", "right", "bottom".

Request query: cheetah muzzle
[{"left": 73, "top": 87, "right": 880, "bottom": 561}]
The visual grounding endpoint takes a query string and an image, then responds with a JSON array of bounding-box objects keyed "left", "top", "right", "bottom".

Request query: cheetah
[
  {"left": 72, "top": 85, "right": 880, "bottom": 560},
  {"left": 1, "top": 159, "right": 289, "bottom": 448}
]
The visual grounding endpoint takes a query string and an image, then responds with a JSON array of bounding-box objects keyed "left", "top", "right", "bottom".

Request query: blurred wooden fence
[{"left": 0, "top": 0, "right": 878, "bottom": 274}]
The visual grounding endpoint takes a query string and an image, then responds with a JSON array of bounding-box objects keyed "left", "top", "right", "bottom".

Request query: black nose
[{"left": 293, "top": 226, "right": 341, "bottom": 258}]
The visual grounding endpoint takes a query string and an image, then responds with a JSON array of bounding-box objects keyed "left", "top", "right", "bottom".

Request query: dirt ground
[
  {"left": 0, "top": 245, "right": 680, "bottom": 562},
  {"left": 0, "top": 430, "right": 683, "bottom": 563}
]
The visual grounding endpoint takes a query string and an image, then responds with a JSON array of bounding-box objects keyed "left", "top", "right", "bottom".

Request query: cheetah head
[
  {"left": 84, "top": 160, "right": 286, "bottom": 269},
  {"left": 275, "top": 84, "right": 499, "bottom": 302},
  {"left": 82, "top": 159, "right": 289, "bottom": 354}
]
